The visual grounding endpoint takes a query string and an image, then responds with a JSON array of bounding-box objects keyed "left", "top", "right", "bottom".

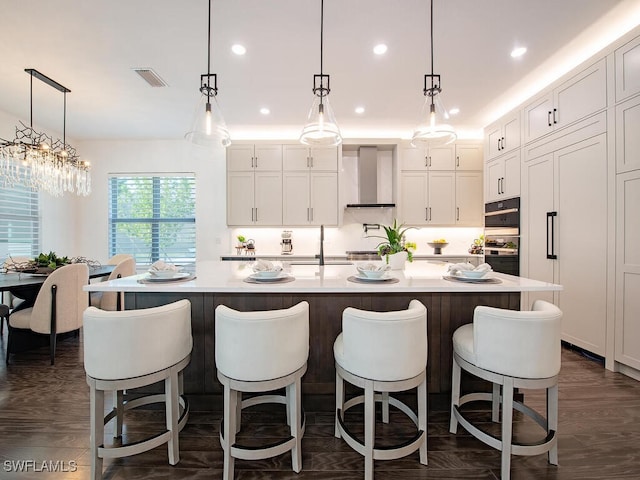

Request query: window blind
[
  {"left": 0, "top": 178, "right": 40, "bottom": 261},
  {"left": 108, "top": 174, "right": 196, "bottom": 265}
]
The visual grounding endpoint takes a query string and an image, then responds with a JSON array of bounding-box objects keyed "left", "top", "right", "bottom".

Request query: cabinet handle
[
  {"left": 310, "top": 156, "right": 314, "bottom": 168},
  {"left": 428, "top": 156, "right": 432, "bottom": 168},
  {"left": 546, "top": 211, "right": 558, "bottom": 259},
  {"left": 547, "top": 111, "right": 553, "bottom": 127},
  {"left": 456, "top": 156, "right": 460, "bottom": 167},
  {"left": 251, "top": 207, "right": 254, "bottom": 222},
  {"left": 310, "top": 207, "right": 314, "bottom": 222},
  {"left": 425, "top": 207, "right": 428, "bottom": 221},
  {"left": 255, "top": 208, "right": 258, "bottom": 222},
  {"left": 456, "top": 207, "right": 460, "bottom": 221},
  {"left": 501, "top": 136, "right": 505, "bottom": 150},
  {"left": 497, "top": 178, "right": 501, "bottom": 195},
  {"left": 428, "top": 207, "right": 432, "bottom": 221},
  {"left": 553, "top": 108, "right": 558, "bottom": 124},
  {"left": 497, "top": 138, "right": 501, "bottom": 151},
  {"left": 501, "top": 177, "right": 505, "bottom": 195}
]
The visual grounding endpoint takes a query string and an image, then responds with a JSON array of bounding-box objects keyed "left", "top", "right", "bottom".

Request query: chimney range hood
[{"left": 345, "top": 146, "right": 395, "bottom": 208}]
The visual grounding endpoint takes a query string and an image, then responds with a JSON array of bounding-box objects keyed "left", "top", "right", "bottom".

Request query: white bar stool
[
  {"left": 334, "top": 300, "right": 428, "bottom": 480},
  {"left": 215, "top": 301, "right": 309, "bottom": 480},
  {"left": 449, "top": 299, "right": 563, "bottom": 480},
  {"left": 83, "top": 299, "right": 193, "bottom": 480}
]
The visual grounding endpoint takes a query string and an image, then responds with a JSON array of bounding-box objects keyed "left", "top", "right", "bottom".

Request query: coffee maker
[{"left": 281, "top": 230, "right": 293, "bottom": 255}]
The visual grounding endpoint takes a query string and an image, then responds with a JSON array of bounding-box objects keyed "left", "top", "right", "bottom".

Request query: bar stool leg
[
  {"left": 492, "top": 383, "right": 501, "bottom": 422},
  {"left": 381, "top": 391, "right": 390, "bottom": 424},
  {"left": 236, "top": 392, "right": 242, "bottom": 433},
  {"left": 501, "top": 377, "right": 514, "bottom": 480},
  {"left": 449, "top": 356, "right": 461, "bottom": 434},
  {"left": 89, "top": 381, "right": 104, "bottom": 480},
  {"left": 114, "top": 390, "right": 123, "bottom": 438},
  {"left": 364, "top": 382, "right": 375, "bottom": 480},
  {"left": 287, "top": 377, "right": 303, "bottom": 472},
  {"left": 223, "top": 385, "right": 237, "bottom": 480},
  {"left": 418, "top": 377, "right": 428, "bottom": 465},
  {"left": 548, "top": 384, "right": 559, "bottom": 465},
  {"left": 335, "top": 371, "right": 344, "bottom": 438},
  {"left": 165, "top": 369, "right": 180, "bottom": 465}
]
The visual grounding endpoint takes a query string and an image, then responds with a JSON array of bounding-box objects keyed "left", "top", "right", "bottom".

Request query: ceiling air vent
[{"left": 133, "top": 68, "right": 168, "bottom": 87}]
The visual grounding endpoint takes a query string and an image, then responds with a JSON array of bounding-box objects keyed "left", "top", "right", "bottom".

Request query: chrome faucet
[{"left": 317, "top": 224, "right": 325, "bottom": 266}]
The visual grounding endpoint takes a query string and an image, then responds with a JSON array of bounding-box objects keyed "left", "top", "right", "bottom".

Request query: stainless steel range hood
[{"left": 345, "top": 146, "right": 395, "bottom": 208}]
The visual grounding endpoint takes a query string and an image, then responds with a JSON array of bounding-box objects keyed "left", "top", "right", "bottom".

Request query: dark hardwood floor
[{"left": 1, "top": 331, "right": 640, "bottom": 479}]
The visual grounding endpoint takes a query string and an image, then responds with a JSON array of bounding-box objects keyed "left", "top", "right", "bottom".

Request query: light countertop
[{"left": 85, "top": 260, "right": 561, "bottom": 294}]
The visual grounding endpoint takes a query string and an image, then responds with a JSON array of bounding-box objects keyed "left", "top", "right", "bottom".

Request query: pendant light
[
  {"left": 300, "top": 0, "right": 342, "bottom": 147},
  {"left": 185, "top": 0, "right": 231, "bottom": 148},
  {"left": 411, "top": 0, "right": 456, "bottom": 146}
]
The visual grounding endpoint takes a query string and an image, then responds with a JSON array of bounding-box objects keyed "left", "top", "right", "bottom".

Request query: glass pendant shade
[
  {"left": 411, "top": 93, "right": 456, "bottom": 147},
  {"left": 300, "top": 95, "right": 342, "bottom": 147},
  {"left": 185, "top": 92, "right": 231, "bottom": 148}
]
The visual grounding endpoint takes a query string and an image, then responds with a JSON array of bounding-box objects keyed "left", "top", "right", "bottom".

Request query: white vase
[{"left": 387, "top": 251, "right": 408, "bottom": 270}]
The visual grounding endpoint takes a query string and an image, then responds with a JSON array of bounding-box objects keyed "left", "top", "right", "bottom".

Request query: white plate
[
  {"left": 251, "top": 270, "right": 283, "bottom": 279},
  {"left": 443, "top": 275, "right": 500, "bottom": 284},
  {"left": 144, "top": 272, "right": 192, "bottom": 282},
  {"left": 248, "top": 273, "right": 290, "bottom": 282},
  {"left": 355, "top": 273, "right": 393, "bottom": 282},
  {"left": 458, "top": 270, "right": 490, "bottom": 279},
  {"left": 148, "top": 269, "right": 183, "bottom": 278}
]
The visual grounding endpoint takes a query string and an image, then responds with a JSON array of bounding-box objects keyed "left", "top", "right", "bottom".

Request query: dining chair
[
  {"left": 107, "top": 253, "right": 134, "bottom": 265},
  {"left": 2, "top": 255, "right": 33, "bottom": 313},
  {"left": 6, "top": 263, "right": 89, "bottom": 365},
  {"left": 90, "top": 257, "right": 136, "bottom": 311}
]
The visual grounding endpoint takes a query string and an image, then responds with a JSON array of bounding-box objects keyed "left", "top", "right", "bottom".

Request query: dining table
[{"left": 1, "top": 264, "right": 115, "bottom": 307}]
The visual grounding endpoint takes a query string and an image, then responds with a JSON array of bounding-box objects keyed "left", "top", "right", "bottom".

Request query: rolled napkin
[
  {"left": 149, "top": 260, "right": 181, "bottom": 272},
  {"left": 252, "top": 259, "right": 282, "bottom": 273},
  {"left": 447, "top": 262, "right": 493, "bottom": 275}
]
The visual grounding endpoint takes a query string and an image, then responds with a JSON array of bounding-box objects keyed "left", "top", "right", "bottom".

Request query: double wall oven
[{"left": 484, "top": 197, "right": 520, "bottom": 276}]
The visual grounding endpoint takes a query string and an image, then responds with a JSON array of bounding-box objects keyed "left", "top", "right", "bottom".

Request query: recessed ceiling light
[
  {"left": 232, "top": 44, "right": 246, "bottom": 55},
  {"left": 511, "top": 46, "right": 527, "bottom": 58},
  {"left": 449, "top": 107, "right": 460, "bottom": 115},
  {"left": 355, "top": 106, "right": 365, "bottom": 114},
  {"left": 373, "top": 44, "right": 388, "bottom": 55},
  {"left": 260, "top": 107, "right": 270, "bottom": 115}
]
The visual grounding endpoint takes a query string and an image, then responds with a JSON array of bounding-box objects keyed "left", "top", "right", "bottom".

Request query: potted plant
[
  {"left": 235, "top": 235, "right": 246, "bottom": 255},
  {"left": 372, "top": 219, "right": 417, "bottom": 269}
]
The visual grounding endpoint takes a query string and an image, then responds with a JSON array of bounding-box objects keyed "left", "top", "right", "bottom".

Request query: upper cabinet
[
  {"left": 615, "top": 34, "right": 640, "bottom": 103},
  {"left": 485, "top": 150, "right": 521, "bottom": 203},
  {"left": 400, "top": 143, "right": 482, "bottom": 171},
  {"left": 227, "top": 144, "right": 283, "bottom": 172},
  {"left": 455, "top": 144, "right": 483, "bottom": 171},
  {"left": 485, "top": 112, "right": 520, "bottom": 161},
  {"left": 523, "top": 58, "right": 606, "bottom": 144},
  {"left": 283, "top": 145, "right": 338, "bottom": 171},
  {"left": 616, "top": 94, "right": 640, "bottom": 173}
]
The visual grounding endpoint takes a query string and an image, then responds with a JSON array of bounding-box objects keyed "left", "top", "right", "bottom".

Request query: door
[
  {"left": 486, "top": 158, "right": 504, "bottom": 203},
  {"left": 310, "top": 173, "right": 338, "bottom": 225},
  {"left": 400, "top": 172, "right": 428, "bottom": 225},
  {"left": 400, "top": 146, "right": 427, "bottom": 171},
  {"left": 283, "top": 145, "right": 310, "bottom": 170},
  {"left": 524, "top": 93, "right": 554, "bottom": 143},
  {"left": 485, "top": 122, "right": 502, "bottom": 160},
  {"left": 310, "top": 147, "right": 338, "bottom": 171},
  {"left": 253, "top": 145, "right": 282, "bottom": 171},
  {"left": 554, "top": 59, "right": 606, "bottom": 130},
  {"left": 455, "top": 145, "right": 483, "bottom": 171},
  {"left": 227, "top": 145, "right": 255, "bottom": 171},
  {"left": 428, "top": 145, "right": 456, "bottom": 170},
  {"left": 254, "top": 172, "right": 282, "bottom": 225},
  {"left": 456, "top": 172, "right": 483, "bottom": 225},
  {"left": 227, "top": 172, "right": 254, "bottom": 225},
  {"left": 428, "top": 172, "right": 456, "bottom": 224},
  {"left": 283, "top": 172, "right": 310, "bottom": 225},
  {"left": 502, "top": 151, "right": 521, "bottom": 199}
]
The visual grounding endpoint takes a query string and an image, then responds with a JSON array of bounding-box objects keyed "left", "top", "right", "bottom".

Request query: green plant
[
  {"left": 236, "top": 235, "right": 246, "bottom": 244},
  {"left": 371, "top": 219, "right": 417, "bottom": 262},
  {"left": 34, "top": 251, "right": 70, "bottom": 270}
]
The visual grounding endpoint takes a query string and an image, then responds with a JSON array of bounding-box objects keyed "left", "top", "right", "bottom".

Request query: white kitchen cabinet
[
  {"left": 455, "top": 172, "right": 483, "bottom": 225},
  {"left": 227, "top": 144, "right": 283, "bottom": 172},
  {"left": 485, "top": 112, "right": 520, "bottom": 160},
  {"left": 616, "top": 94, "right": 640, "bottom": 173},
  {"left": 523, "top": 58, "right": 606, "bottom": 144},
  {"left": 522, "top": 133, "right": 608, "bottom": 356},
  {"left": 615, "top": 34, "right": 640, "bottom": 103},
  {"left": 455, "top": 144, "right": 483, "bottom": 171},
  {"left": 400, "top": 172, "right": 456, "bottom": 225},
  {"left": 283, "top": 145, "right": 338, "bottom": 171},
  {"left": 485, "top": 150, "right": 521, "bottom": 202},
  {"left": 283, "top": 172, "right": 338, "bottom": 226},
  {"left": 227, "top": 171, "right": 283, "bottom": 226},
  {"left": 400, "top": 144, "right": 455, "bottom": 171},
  {"left": 615, "top": 170, "right": 640, "bottom": 371}
]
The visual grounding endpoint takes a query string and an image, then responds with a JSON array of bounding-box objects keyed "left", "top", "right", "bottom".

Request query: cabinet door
[
  {"left": 615, "top": 34, "right": 640, "bottom": 102},
  {"left": 485, "top": 158, "right": 504, "bottom": 203},
  {"left": 485, "top": 122, "right": 502, "bottom": 160},
  {"left": 428, "top": 145, "right": 456, "bottom": 170},
  {"left": 616, "top": 94, "right": 640, "bottom": 173},
  {"left": 522, "top": 153, "right": 556, "bottom": 305},
  {"left": 227, "top": 172, "right": 254, "bottom": 225},
  {"left": 310, "top": 173, "right": 338, "bottom": 225},
  {"left": 615, "top": 171, "right": 640, "bottom": 369},
  {"left": 455, "top": 145, "right": 483, "bottom": 171},
  {"left": 400, "top": 146, "right": 428, "bottom": 170},
  {"left": 254, "top": 172, "right": 282, "bottom": 225},
  {"left": 556, "top": 134, "right": 607, "bottom": 355},
  {"left": 227, "top": 145, "right": 255, "bottom": 171},
  {"left": 400, "top": 172, "right": 428, "bottom": 224},
  {"left": 283, "top": 145, "right": 310, "bottom": 171},
  {"left": 554, "top": 59, "right": 606, "bottom": 131},
  {"left": 310, "top": 147, "right": 338, "bottom": 171},
  {"left": 524, "top": 93, "right": 554, "bottom": 143},
  {"left": 283, "top": 172, "right": 311, "bottom": 225},
  {"left": 254, "top": 145, "right": 282, "bottom": 171},
  {"left": 456, "top": 172, "right": 483, "bottom": 225},
  {"left": 503, "top": 113, "right": 521, "bottom": 153},
  {"left": 428, "top": 172, "right": 456, "bottom": 224},
  {"left": 502, "top": 151, "right": 521, "bottom": 199}
]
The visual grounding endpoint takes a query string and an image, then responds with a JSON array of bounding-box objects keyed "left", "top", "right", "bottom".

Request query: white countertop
[{"left": 85, "top": 260, "right": 561, "bottom": 294}]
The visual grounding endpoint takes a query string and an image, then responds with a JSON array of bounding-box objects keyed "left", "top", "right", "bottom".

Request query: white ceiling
[{"left": 0, "top": 0, "right": 638, "bottom": 142}]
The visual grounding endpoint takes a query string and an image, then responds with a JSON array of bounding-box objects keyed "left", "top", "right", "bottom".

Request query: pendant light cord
[
  {"left": 207, "top": 0, "right": 212, "bottom": 101},
  {"left": 320, "top": 0, "right": 324, "bottom": 76}
]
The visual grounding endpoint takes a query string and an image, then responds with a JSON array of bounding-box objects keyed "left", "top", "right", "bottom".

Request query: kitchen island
[{"left": 85, "top": 261, "right": 561, "bottom": 409}]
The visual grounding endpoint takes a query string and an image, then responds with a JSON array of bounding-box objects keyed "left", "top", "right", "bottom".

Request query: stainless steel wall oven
[{"left": 484, "top": 197, "right": 520, "bottom": 276}]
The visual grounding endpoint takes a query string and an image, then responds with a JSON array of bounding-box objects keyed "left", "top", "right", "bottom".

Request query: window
[
  {"left": 0, "top": 176, "right": 40, "bottom": 261},
  {"left": 108, "top": 174, "right": 196, "bottom": 265}
]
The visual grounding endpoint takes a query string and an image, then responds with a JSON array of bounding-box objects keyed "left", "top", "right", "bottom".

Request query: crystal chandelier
[
  {"left": 0, "top": 69, "right": 91, "bottom": 197},
  {"left": 299, "top": 0, "right": 342, "bottom": 147},
  {"left": 185, "top": 0, "right": 231, "bottom": 148},
  {"left": 411, "top": 0, "right": 456, "bottom": 146}
]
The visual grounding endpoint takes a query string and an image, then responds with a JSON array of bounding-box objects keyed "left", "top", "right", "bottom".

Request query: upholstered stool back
[
  {"left": 90, "top": 257, "right": 136, "bottom": 311},
  {"left": 215, "top": 301, "right": 309, "bottom": 381}
]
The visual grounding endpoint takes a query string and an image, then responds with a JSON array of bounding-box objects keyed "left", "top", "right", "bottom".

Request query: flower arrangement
[{"left": 372, "top": 219, "right": 417, "bottom": 262}]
